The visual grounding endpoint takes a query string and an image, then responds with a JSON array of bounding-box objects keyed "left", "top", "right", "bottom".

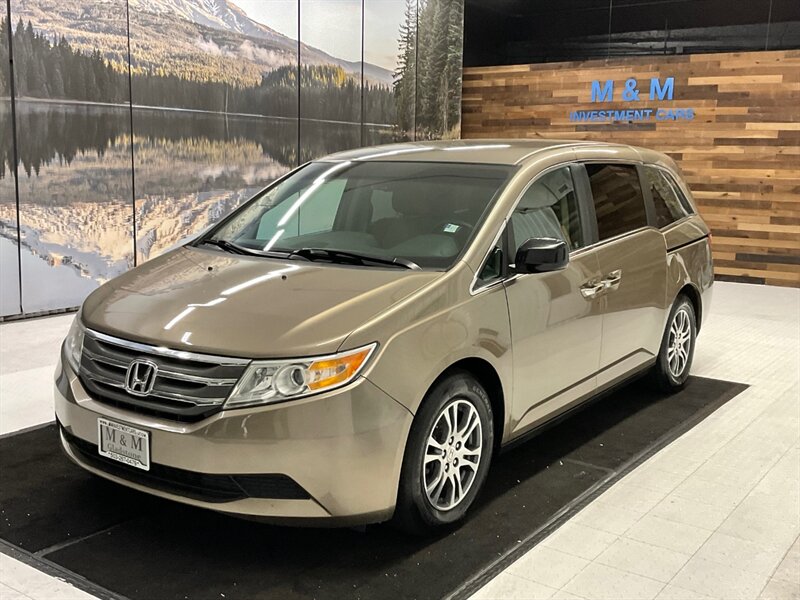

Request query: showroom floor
[{"left": 0, "top": 281, "right": 798, "bottom": 600}]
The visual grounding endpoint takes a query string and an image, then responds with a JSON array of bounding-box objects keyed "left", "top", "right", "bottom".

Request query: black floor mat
[{"left": 0, "top": 376, "right": 746, "bottom": 600}]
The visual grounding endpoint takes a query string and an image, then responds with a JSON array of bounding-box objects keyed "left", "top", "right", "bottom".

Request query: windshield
[{"left": 201, "top": 161, "right": 513, "bottom": 269}]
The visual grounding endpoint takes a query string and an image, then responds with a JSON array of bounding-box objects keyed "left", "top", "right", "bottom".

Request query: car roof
[{"left": 322, "top": 139, "right": 647, "bottom": 166}]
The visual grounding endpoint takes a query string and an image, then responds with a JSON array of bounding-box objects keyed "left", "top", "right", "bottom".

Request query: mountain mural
[
  {"left": 129, "top": 0, "right": 289, "bottom": 42},
  {"left": 11, "top": 0, "right": 393, "bottom": 89},
  {"left": 1, "top": 0, "right": 465, "bottom": 315}
]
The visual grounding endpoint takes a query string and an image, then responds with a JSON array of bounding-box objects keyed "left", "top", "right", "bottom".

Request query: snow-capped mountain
[
  {"left": 12, "top": 0, "right": 394, "bottom": 86},
  {"left": 127, "top": 0, "right": 291, "bottom": 48},
  {"left": 125, "top": 0, "right": 393, "bottom": 84}
]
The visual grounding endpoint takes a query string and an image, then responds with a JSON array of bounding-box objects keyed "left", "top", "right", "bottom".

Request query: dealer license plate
[{"left": 97, "top": 418, "right": 150, "bottom": 471}]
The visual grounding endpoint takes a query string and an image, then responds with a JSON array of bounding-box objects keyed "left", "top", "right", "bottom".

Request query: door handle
[
  {"left": 602, "top": 269, "right": 623, "bottom": 291},
  {"left": 580, "top": 280, "right": 605, "bottom": 298}
]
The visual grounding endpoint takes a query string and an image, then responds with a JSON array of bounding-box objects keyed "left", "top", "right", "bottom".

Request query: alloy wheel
[
  {"left": 667, "top": 306, "right": 692, "bottom": 378},
  {"left": 423, "top": 399, "right": 483, "bottom": 511}
]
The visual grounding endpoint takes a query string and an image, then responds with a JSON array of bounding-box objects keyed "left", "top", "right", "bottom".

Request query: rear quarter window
[{"left": 645, "top": 166, "right": 692, "bottom": 228}]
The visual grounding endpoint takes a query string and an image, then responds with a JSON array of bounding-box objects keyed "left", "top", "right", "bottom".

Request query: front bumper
[{"left": 54, "top": 357, "right": 413, "bottom": 525}]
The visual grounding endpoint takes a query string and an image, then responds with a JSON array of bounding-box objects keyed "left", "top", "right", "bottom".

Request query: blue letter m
[
  {"left": 591, "top": 80, "right": 614, "bottom": 103},
  {"left": 649, "top": 77, "right": 674, "bottom": 100}
]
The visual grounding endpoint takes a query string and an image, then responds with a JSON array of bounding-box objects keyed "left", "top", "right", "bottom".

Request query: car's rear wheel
[
  {"left": 651, "top": 294, "right": 697, "bottom": 391},
  {"left": 393, "top": 371, "right": 494, "bottom": 534}
]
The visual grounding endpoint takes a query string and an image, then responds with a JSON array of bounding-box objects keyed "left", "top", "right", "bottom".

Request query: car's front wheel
[{"left": 393, "top": 371, "right": 494, "bottom": 534}]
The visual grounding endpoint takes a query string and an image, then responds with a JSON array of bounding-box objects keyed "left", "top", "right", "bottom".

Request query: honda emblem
[{"left": 124, "top": 359, "right": 159, "bottom": 396}]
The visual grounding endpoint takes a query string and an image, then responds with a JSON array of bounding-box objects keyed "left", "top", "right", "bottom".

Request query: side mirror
[{"left": 514, "top": 238, "right": 569, "bottom": 274}]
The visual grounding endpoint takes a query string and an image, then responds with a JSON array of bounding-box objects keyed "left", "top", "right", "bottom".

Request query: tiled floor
[
  {"left": 0, "top": 282, "right": 798, "bottom": 600},
  {"left": 0, "top": 314, "right": 72, "bottom": 436},
  {"left": 0, "top": 554, "right": 95, "bottom": 600},
  {"left": 472, "top": 282, "right": 800, "bottom": 600}
]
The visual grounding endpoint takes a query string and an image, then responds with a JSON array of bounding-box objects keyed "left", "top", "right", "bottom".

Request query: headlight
[
  {"left": 224, "top": 343, "right": 377, "bottom": 408},
  {"left": 63, "top": 314, "right": 85, "bottom": 374}
]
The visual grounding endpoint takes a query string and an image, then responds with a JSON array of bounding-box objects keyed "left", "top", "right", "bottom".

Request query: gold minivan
[{"left": 56, "top": 140, "right": 713, "bottom": 532}]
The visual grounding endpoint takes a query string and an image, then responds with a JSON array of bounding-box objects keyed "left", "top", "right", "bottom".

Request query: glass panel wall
[
  {"left": 10, "top": 0, "right": 134, "bottom": 313},
  {"left": 415, "top": 0, "right": 464, "bottom": 139},
  {"left": 299, "top": 0, "right": 363, "bottom": 160},
  {"left": 0, "top": 12, "right": 20, "bottom": 316},
  {"left": 364, "top": 0, "right": 415, "bottom": 145},
  {"left": 0, "top": 0, "right": 465, "bottom": 315},
  {"left": 129, "top": 0, "right": 299, "bottom": 263}
]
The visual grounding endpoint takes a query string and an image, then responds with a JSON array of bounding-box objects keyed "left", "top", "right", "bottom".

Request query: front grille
[
  {"left": 79, "top": 329, "right": 249, "bottom": 422},
  {"left": 61, "top": 426, "right": 311, "bottom": 502}
]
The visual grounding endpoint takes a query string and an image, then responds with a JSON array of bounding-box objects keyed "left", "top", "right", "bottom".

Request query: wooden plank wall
[{"left": 462, "top": 50, "right": 800, "bottom": 287}]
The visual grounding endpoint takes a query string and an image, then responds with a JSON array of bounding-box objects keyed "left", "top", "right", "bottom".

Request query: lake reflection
[
  {"left": 130, "top": 107, "right": 296, "bottom": 262},
  {"left": 2, "top": 101, "right": 132, "bottom": 312},
  {"left": 1, "top": 101, "right": 396, "bottom": 312},
  {"left": 0, "top": 230, "right": 20, "bottom": 316}
]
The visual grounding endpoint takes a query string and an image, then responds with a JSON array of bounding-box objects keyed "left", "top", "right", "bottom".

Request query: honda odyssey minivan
[{"left": 56, "top": 140, "right": 713, "bottom": 532}]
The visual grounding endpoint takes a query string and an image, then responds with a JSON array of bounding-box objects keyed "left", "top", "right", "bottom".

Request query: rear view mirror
[{"left": 514, "top": 238, "right": 569, "bottom": 274}]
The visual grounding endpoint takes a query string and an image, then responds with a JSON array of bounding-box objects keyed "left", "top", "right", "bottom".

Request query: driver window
[{"left": 511, "top": 166, "right": 583, "bottom": 255}]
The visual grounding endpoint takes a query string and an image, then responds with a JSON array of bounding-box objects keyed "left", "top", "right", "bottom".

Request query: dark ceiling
[{"left": 464, "top": 0, "right": 800, "bottom": 67}]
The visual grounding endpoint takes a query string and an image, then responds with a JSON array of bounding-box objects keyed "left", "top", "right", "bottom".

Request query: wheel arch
[
  {"left": 429, "top": 357, "right": 506, "bottom": 450},
  {"left": 676, "top": 283, "right": 702, "bottom": 332}
]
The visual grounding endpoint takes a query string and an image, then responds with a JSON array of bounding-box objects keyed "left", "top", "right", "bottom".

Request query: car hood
[{"left": 82, "top": 246, "right": 441, "bottom": 358}]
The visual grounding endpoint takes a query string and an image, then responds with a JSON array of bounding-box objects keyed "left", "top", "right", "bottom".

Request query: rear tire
[
  {"left": 393, "top": 371, "right": 494, "bottom": 535},
  {"left": 651, "top": 295, "right": 697, "bottom": 392}
]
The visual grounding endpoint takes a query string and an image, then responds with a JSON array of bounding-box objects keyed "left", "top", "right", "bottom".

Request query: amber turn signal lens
[{"left": 306, "top": 347, "right": 373, "bottom": 391}]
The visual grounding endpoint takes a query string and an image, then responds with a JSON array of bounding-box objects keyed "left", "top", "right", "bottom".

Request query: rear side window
[
  {"left": 645, "top": 166, "right": 690, "bottom": 228},
  {"left": 586, "top": 163, "right": 647, "bottom": 240}
]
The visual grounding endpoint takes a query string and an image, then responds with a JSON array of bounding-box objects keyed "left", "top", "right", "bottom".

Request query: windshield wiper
[
  {"left": 290, "top": 248, "right": 421, "bottom": 270},
  {"left": 199, "top": 239, "right": 304, "bottom": 260},
  {"left": 200, "top": 239, "right": 258, "bottom": 255},
  {"left": 200, "top": 240, "right": 418, "bottom": 269}
]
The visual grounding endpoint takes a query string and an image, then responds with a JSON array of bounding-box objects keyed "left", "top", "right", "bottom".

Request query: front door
[{"left": 503, "top": 164, "right": 604, "bottom": 437}]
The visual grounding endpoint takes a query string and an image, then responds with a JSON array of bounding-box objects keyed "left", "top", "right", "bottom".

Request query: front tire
[
  {"left": 651, "top": 295, "right": 697, "bottom": 391},
  {"left": 393, "top": 371, "right": 494, "bottom": 534}
]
